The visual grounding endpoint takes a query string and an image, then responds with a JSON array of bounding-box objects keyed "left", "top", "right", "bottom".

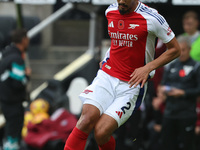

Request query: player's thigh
[
  {"left": 79, "top": 70, "right": 115, "bottom": 115},
  {"left": 78, "top": 84, "right": 114, "bottom": 133},
  {"left": 104, "top": 87, "right": 143, "bottom": 127}
]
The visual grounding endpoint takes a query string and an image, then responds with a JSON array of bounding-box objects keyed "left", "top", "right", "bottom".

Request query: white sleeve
[
  {"left": 105, "top": 3, "right": 118, "bottom": 16},
  {"left": 152, "top": 14, "right": 175, "bottom": 43}
]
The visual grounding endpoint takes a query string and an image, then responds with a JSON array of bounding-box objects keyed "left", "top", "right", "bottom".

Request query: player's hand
[{"left": 128, "top": 66, "right": 150, "bottom": 88}]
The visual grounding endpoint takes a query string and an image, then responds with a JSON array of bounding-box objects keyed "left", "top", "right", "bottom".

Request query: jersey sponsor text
[{"left": 109, "top": 30, "right": 138, "bottom": 47}]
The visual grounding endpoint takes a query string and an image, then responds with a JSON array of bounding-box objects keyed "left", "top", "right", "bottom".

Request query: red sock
[
  {"left": 98, "top": 136, "right": 116, "bottom": 150},
  {"left": 64, "top": 127, "right": 89, "bottom": 150}
]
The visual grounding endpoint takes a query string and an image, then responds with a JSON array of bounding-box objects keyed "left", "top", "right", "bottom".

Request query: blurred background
[{"left": 0, "top": 0, "right": 200, "bottom": 150}]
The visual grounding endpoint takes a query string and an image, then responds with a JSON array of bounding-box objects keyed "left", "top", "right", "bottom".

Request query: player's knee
[
  {"left": 77, "top": 110, "right": 100, "bottom": 133},
  {"left": 77, "top": 115, "right": 95, "bottom": 131},
  {"left": 94, "top": 127, "right": 110, "bottom": 145},
  {"left": 76, "top": 104, "right": 101, "bottom": 133}
]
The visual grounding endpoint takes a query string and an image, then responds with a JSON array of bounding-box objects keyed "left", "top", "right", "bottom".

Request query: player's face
[
  {"left": 183, "top": 17, "right": 199, "bottom": 35},
  {"left": 117, "top": 0, "right": 138, "bottom": 15},
  {"left": 179, "top": 42, "right": 190, "bottom": 62}
]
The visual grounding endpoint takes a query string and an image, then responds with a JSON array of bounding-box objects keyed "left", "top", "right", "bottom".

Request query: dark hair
[{"left": 11, "top": 28, "right": 27, "bottom": 44}]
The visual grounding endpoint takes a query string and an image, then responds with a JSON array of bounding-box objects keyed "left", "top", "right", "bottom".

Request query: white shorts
[{"left": 79, "top": 70, "right": 147, "bottom": 127}]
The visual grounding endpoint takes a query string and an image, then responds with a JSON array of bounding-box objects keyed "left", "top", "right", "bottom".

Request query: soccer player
[{"left": 64, "top": 0, "right": 181, "bottom": 149}]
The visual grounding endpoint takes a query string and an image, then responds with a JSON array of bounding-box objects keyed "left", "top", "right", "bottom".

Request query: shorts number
[{"left": 121, "top": 102, "right": 131, "bottom": 114}]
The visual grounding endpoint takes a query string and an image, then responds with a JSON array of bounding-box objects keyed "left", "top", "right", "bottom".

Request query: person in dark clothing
[
  {"left": 195, "top": 97, "right": 200, "bottom": 150},
  {"left": 0, "top": 28, "right": 30, "bottom": 150},
  {"left": 159, "top": 35, "right": 200, "bottom": 150}
]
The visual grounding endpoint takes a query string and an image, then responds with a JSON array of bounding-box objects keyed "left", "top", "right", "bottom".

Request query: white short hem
[{"left": 83, "top": 99, "right": 103, "bottom": 115}]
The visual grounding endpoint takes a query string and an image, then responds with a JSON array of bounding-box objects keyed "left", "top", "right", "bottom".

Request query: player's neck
[{"left": 130, "top": 0, "right": 139, "bottom": 13}]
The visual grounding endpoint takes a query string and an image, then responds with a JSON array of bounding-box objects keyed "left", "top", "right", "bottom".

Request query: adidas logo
[
  {"left": 108, "top": 21, "right": 114, "bottom": 28},
  {"left": 116, "top": 111, "right": 123, "bottom": 119}
]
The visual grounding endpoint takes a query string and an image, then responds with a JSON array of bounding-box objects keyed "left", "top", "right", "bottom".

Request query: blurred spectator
[
  {"left": 196, "top": 97, "right": 200, "bottom": 150},
  {"left": 0, "top": 28, "right": 31, "bottom": 150},
  {"left": 178, "top": 10, "right": 200, "bottom": 62},
  {"left": 181, "top": 11, "right": 200, "bottom": 149},
  {"left": 158, "top": 36, "right": 200, "bottom": 150}
]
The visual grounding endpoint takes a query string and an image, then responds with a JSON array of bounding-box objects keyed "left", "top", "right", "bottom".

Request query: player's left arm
[
  {"left": 129, "top": 12, "right": 181, "bottom": 88},
  {"left": 128, "top": 37, "right": 181, "bottom": 88}
]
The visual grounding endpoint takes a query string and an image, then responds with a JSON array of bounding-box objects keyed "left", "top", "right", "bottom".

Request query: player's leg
[
  {"left": 76, "top": 104, "right": 101, "bottom": 134},
  {"left": 64, "top": 104, "right": 100, "bottom": 150},
  {"left": 94, "top": 81, "right": 147, "bottom": 150},
  {"left": 94, "top": 98, "right": 135, "bottom": 150},
  {"left": 94, "top": 114, "right": 117, "bottom": 150},
  {"left": 64, "top": 70, "right": 115, "bottom": 150}
]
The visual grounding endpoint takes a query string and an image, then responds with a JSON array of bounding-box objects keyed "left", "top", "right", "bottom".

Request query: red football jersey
[{"left": 102, "top": 2, "right": 175, "bottom": 81}]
